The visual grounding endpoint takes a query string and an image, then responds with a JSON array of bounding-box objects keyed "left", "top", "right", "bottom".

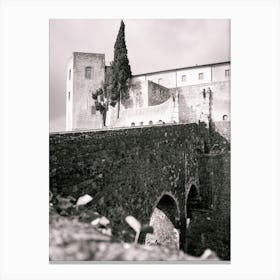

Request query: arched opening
[
  {"left": 186, "top": 185, "right": 201, "bottom": 227},
  {"left": 186, "top": 185, "right": 204, "bottom": 256},
  {"left": 149, "top": 120, "right": 153, "bottom": 125},
  {"left": 145, "top": 194, "right": 180, "bottom": 250}
]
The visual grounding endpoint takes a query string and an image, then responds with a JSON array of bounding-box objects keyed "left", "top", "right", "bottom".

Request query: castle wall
[
  {"left": 66, "top": 56, "right": 230, "bottom": 131},
  {"left": 188, "top": 152, "right": 230, "bottom": 260},
  {"left": 127, "top": 77, "right": 149, "bottom": 108},
  {"left": 176, "top": 66, "right": 212, "bottom": 87},
  {"left": 115, "top": 97, "right": 176, "bottom": 127},
  {"left": 148, "top": 81, "right": 170, "bottom": 106},
  {"left": 66, "top": 56, "right": 74, "bottom": 131},
  {"left": 212, "top": 63, "right": 230, "bottom": 82},
  {"left": 170, "top": 80, "right": 230, "bottom": 123},
  {"left": 134, "top": 66, "right": 212, "bottom": 88},
  {"left": 214, "top": 121, "right": 231, "bottom": 142},
  {"left": 72, "top": 52, "right": 105, "bottom": 130},
  {"left": 141, "top": 71, "right": 177, "bottom": 88},
  {"left": 132, "top": 62, "right": 230, "bottom": 90}
]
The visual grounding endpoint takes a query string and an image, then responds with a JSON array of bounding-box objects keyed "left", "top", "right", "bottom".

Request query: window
[
  {"left": 223, "top": 114, "right": 228, "bottom": 121},
  {"left": 181, "top": 75, "right": 186, "bottom": 82},
  {"left": 68, "top": 92, "right": 71, "bottom": 101},
  {"left": 198, "top": 73, "right": 204, "bottom": 80},
  {"left": 131, "top": 122, "right": 135, "bottom": 126},
  {"left": 85, "top": 67, "right": 92, "bottom": 79},
  {"left": 91, "top": 105, "right": 96, "bottom": 115},
  {"left": 149, "top": 121, "right": 153, "bottom": 125},
  {"left": 202, "top": 88, "right": 206, "bottom": 98},
  {"left": 225, "top": 69, "right": 230, "bottom": 77},
  {"left": 69, "top": 69, "right": 71, "bottom": 80},
  {"left": 158, "top": 78, "right": 162, "bottom": 85}
]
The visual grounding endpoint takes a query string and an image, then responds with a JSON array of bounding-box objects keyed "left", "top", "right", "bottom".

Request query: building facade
[
  {"left": 66, "top": 52, "right": 230, "bottom": 131},
  {"left": 66, "top": 52, "right": 105, "bottom": 131}
]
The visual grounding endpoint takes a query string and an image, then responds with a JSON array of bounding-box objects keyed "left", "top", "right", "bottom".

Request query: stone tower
[{"left": 66, "top": 52, "right": 105, "bottom": 131}]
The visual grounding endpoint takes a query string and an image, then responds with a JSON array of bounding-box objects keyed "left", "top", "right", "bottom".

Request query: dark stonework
[
  {"left": 50, "top": 123, "right": 230, "bottom": 259},
  {"left": 148, "top": 80, "right": 171, "bottom": 106}
]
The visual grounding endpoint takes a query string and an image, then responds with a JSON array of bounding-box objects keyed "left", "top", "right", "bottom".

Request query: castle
[{"left": 66, "top": 52, "right": 230, "bottom": 132}]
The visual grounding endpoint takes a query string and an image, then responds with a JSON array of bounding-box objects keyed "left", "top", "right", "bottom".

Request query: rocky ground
[{"left": 49, "top": 205, "right": 219, "bottom": 261}]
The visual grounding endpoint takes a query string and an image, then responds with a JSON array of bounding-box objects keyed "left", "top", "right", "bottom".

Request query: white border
[{"left": 1, "top": 1, "right": 280, "bottom": 280}]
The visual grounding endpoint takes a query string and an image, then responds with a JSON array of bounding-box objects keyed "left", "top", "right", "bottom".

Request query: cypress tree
[{"left": 110, "top": 20, "right": 132, "bottom": 117}]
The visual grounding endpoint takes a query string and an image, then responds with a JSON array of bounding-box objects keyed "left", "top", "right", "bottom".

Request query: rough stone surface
[
  {"left": 50, "top": 123, "right": 230, "bottom": 259},
  {"left": 170, "top": 80, "right": 230, "bottom": 123},
  {"left": 148, "top": 80, "right": 170, "bottom": 106},
  {"left": 213, "top": 121, "right": 231, "bottom": 142},
  {"left": 50, "top": 208, "right": 220, "bottom": 262},
  {"left": 187, "top": 152, "right": 231, "bottom": 260}
]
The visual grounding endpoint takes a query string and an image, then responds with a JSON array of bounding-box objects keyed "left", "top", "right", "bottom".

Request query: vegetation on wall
[{"left": 91, "top": 88, "right": 108, "bottom": 126}]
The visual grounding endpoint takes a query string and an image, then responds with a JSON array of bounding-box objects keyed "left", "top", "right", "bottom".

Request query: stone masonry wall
[
  {"left": 170, "top": 80, "right": 230, "bottom": 123},
  {"left": 50, "top": 124, "right": 205, "bottom": 242},
  {"left": 72, "top": 52, "right": 105, "bottom": 130},
  {"left": 50, "top": 123, "right": 230, "bottom": 257},
  {"left": 187, "top": 152, "right": 230, "bottom": 260},
  {"left": 148, "top": 80, "right": 170, "bottom": 106}
]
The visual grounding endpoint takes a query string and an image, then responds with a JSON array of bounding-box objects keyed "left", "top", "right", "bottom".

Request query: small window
[
  {"left": 131, "top": 122, "right": 135, "bottom": 126},
  {"left": 91, "top": 106, "right": 96, "bottom": 115},
  {"left": 225, "top": 69, "right": 230, "bottom": 77},
  {"left": 139, "top": 121, "right": 144, "bottom": 126},
  {"left": 202, "top": 88, "right": 206, "bottom": 98},
  {"left": 181, "top": 75, "right": 186, "bottom": 82},
  {"left": 223, "top": 114, "right": 228, "bottom": 121},
  {"left": 158, "top": 78, "right": 162, "bottom": 85},
  {"left": 68, "top": 92, "right": 71, "bottom": 101},
  {"left": 198, "top": 73, "right": 204, "bottom": 80},
  {"left": 149, "top": 121, "right": 153, "bottom": 125},
  {"left": 69, "top": 69, "right": 71, "bottom": 80},
  {"left": 85, "top": 67, "right": 92, "bottom": 79}
]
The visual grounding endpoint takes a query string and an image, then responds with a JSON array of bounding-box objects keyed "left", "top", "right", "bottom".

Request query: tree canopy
[{"left": 110, "top": 20, "right": 132, "bottom": 105}]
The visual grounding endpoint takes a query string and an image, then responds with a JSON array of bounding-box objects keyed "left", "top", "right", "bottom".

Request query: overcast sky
[{"left": 49, "top": 19, "right": 230, "bottom": 132}]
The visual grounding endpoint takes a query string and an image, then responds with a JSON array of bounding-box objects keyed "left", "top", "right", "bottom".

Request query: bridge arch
[
  {"left": 142, "top": 192, "right": 181, "bottom": 249},
  {"left": 186, "top": 184, "right": 201, "bottom": 223}
]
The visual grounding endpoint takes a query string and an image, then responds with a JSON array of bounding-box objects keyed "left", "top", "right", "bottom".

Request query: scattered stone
[
  {"left": 49, "top": 210, "right": 220, "bottom": 262},
  {"left": 91, "top": 218, "right": 100, "bottom": 226},
  {"left": 125, "top": 216, "right": 141, "bottom": 233},
  {"left": 101, "top": 228, "right": 112, "bottom": 236},
  {"left": 99, "top": 216, "right": 110, "bottom": 227},
  {"left": 125, "top": 216, "right": 141, "bottom": 243},
  {"left": 76, "top": 194, "right": 93, "bottom": 207},
  {"left": 200, "top": 248, "right": 218, "bottom": 260}
]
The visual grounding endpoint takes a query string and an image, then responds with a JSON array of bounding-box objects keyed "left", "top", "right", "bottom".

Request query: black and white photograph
[
  {"left": 1, "top": 0, "right": 280, "bottom": 278},
  {"left": 49, "top": 19, "right": 231, "bottom": 262}
]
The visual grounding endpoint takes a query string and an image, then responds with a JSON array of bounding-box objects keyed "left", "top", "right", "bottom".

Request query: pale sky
[{"left": 49, "top": 19, "right": 230, "bottom": 132}]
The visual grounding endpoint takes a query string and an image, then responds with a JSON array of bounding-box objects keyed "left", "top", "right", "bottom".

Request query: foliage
[
  {"left": 91, "top": 20, "right": 131, "bottom": 121},
  {"left": 91, "top": 87, "right": 108, "bottom": 125},
  {"left": 109, "top": 20, "right": 132, "bottom": 107}
]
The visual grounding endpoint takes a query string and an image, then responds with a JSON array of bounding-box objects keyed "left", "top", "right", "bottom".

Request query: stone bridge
[{"left": 49, "top": 123, "right": 230, "bottom": 259}]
